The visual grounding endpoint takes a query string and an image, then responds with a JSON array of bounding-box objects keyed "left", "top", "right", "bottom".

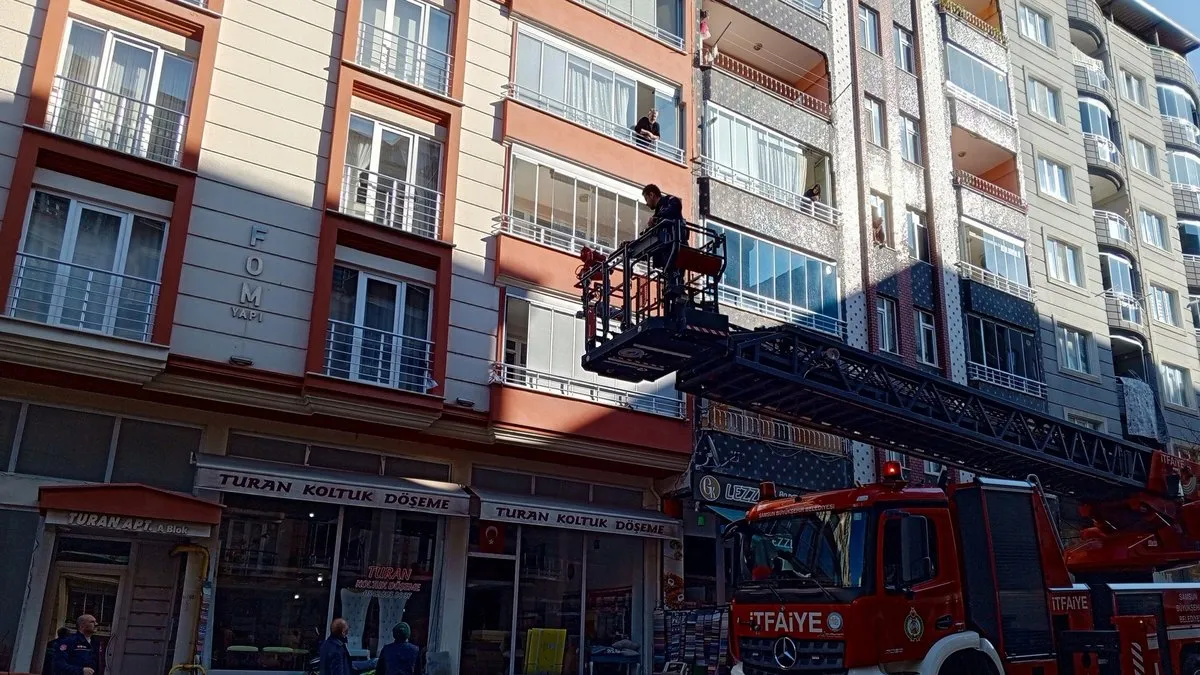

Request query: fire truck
[{"left": 575, "top": 219, "right": 1200, "bottom": 675}]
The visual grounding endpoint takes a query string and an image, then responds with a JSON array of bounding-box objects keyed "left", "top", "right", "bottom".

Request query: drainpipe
[{"left": 168, "top": 544, "right": 211, "bottom": 675}]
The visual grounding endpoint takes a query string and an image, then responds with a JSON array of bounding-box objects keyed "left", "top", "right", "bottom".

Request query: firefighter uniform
[{"left": 52, "top": 632, "right": 105, "bottom": 675}]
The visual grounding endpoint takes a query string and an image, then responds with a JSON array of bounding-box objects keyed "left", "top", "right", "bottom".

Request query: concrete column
[{"left": 11, "top": 520, "right": 55, "bottom": 672}]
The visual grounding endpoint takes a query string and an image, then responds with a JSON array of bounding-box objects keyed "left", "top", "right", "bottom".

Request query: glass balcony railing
[
  {"left": 324, "top": 319, "right": 435, "bottom": 393},
  {"left": 1084, "top": 133, "right": 1122, "bottom": 165},
  {"left": 1094, "top": 209, "right": 1134, "bottom": 243},
  {"left": 46, "top": 76, "right": 188, "bottom": 166},
  {"left": 1104, "top": 289, "right": 1144, "bottom": 325},
  {"left": 7, "top": 252, "right": 160, "bottom": 342},
  {"left": 356, "top": 21, "right": 452, "bottom": 97},
  {"left": 339, "top": 164, "right": 443, "bottom": 240},
  {"left": 1073, "top": 50, "right": 1111, "bottom": 90},
  {"left": 489, "top": 362, "right": 686, "bottom": 418}
]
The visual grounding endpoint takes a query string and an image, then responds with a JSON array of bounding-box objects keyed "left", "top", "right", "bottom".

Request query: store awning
[
  {"left": 703, "top": 505, "right": 746, "bottom": 523},
  {"left": 473, "top": 488, "right": 683, "bottom": 540},
  {"left": 195, "top": 455, "right": 470, "bottom": 516},
  {"left": 39, "top": 483, "right": 223, "bottom": 538}
]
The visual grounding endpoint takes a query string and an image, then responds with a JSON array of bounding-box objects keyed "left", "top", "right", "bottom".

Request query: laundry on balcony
[{"left": 1119, "top": 376, "right": 1160, "bottom": 439}]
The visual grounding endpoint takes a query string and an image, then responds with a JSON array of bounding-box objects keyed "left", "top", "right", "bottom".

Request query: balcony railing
[
  {"left": 711, "top": 53, "right": 831, "bottom": 119},
  {"left": 1162, "top": 114, "right": 1200, "bottom": 143},
  {"left": 945, "top": 82, "right": 1017, "bottom": 126},
  {"left": 356, "top": 21, "right": 452, "bottom": 97},
  {"left": 718, "top": 285, "right": 845, "bottom": 338},
  {"left": 1085, "top": 133, "right": 1122, "bottom": 165},
  {"left": 1073, "top": 50, "right": 1111, "bottom": 90},
  {"left": 1094, "top": 209, "right": 1134, "bottom": 243},
  {"left": 177, "top": 0, "right": 207, "bottom": 6},
  {"left": 700, "top": 403, "right": 844, "bottom": 454},
  {"left": 505, "top": 84, "right": 686, "bottom": 163},
  {"left": 46, "top": 76, "right": 188, "bottom": 166},
  {"left": 6, "top": 252, "right": 160, "bottom": 342},
  {"left": 699, "top": 157, "right": 840, "bottom": 225},
  {"left": 952, "top": 170, "right": 1027, "bottom": 211},
  {"left": 957, "top": 262, "right": 1035, "bottom": 302},
  {"left": 781, "top": 0, "right": 830, "bottom": 23},
  {"left": 1172, "top": 181, "right": 1200, "bottom": 193},
  {"left": 324, "top": 319, "right": 435, "bottom": 393},
  {"left": 496, "top": 213, "right": 618, "bottom": 256},
  {"left": 937, "top": 0, "right": 1006, "bottom": 46},
  {"left": 967, "top": 362, "right": 1046, "bottom": 398},
  {"left": 339, "top": 164, "right": 442, "bottom": 240},
  {"left": 1104, "top": 289, "right": 1144, "bottom": 325},
  {"left": 489, "top": 362, "right": 686, "bottom": 418},
  {"left": 575, "top": 0, "right": 685, "bottom": 49}
]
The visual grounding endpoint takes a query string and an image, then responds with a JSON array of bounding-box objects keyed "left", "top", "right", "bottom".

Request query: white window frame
[
  {"left": 945, "top": 43, "right": 1012, "bottom": 115},
  {"left": 1158, "top": 83, "right": 1198, "bottom": 123},
  {"left": 1079, "top": 96, "right": 1113, "bottom": 140},
  {"left": 1065, "top": 410, "right": 1105, "bottom": 432},
  {"left": 915, "top": 309, "right": 937, "bottom": 366},
  {"left": 1017, "top": 5, "right": 1052, "bottom": 47},
  {"left": 1027, "top": 77, "right": 1062, "bottom": 123},
  {"left": 876, "top": 296, "right": 898, "bottom": 354},
  {"left": 1168, "top": 150, "right": 1200, "bottom": 188},
  {"left": 1055, "top": 323, "right": 1092, "bottom": 375},
  {"left": 1036, "top": 156, "right": 1071, "bottom": 202},
  {"left": 869, "top": 191, "right": 891, "bottom": 246},
  {"left": 1129, "top": 137, "right": 1158, "bottom": 176},
  {"left": 859, "top": 4, "right": 881, "bottom": 55},
  {"left": 865, "top": 96, "right": 885, "bottom": 146},
  {"left": 1150, "top": 284, "right": 1180, "bottom": 327},
  {"left": 1139, "top": 209, "right": 1168, "bottom": 250},
  {"left": 703, "top": 103, "right": 807, "bottom": 202},
  {"left": 894, "top": 24, "right": 915, "bottom": 73},
  {"left": 906, "top": 208, "right": 929, "bottom": 262},
  {"left": 347, "top": 112, "right": 444, "bottom": 197},
  {"left": 923, "top": 460, "right": 943, "bottom": 476},
  {"left": 1159, "top": 363, "right": 1192, "bottom": 408},
  {"left": 1120, "top": 69, "right": 1147, "bottom": 107},
  {"left": 900, "top": 114, "right": 921, "bottom": 164},
  {"left": 964, "top": 219, "right": 1030, "bottom": 287},
  {"left": 1045, "top": 237, "right": 1083, "bottom": 287}
]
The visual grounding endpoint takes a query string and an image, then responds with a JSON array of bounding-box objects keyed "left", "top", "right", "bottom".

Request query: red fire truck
[{"left": 575, "top": 220, "right": 1200, "bottom": 675}]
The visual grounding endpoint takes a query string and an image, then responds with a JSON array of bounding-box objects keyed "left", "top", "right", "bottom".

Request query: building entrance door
[{"left": 38, "top": 563, "right": 127, "bottom": 674}]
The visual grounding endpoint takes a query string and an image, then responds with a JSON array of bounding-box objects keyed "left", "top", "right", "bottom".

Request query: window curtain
[
  {"left": 614, "top": 77, "right": 635, "bottom": 128},
  {"left": 590, "top": 66, "right": 614, "bottom": 128},
  {"left": 566, "top": 56, "right": 590, "bottom": 124},
  {"left": 114, "top": 216, "right": 166, "bottom": 340},
  {"left": 57, "top": 24, "right": 105, "bottom": 140},
  {"left": 147, "top": 54, "right": 193, "bottom": 163}
]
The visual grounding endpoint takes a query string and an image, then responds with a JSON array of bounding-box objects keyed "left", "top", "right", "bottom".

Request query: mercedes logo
[{"left": 773, "top": 636, "right": 798, "bottom": 670}]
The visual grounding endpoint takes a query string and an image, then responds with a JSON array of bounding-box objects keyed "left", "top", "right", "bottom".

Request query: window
[
  {"left": 894, "top": 25, "right": 915, "bottom": 73},
  {"left": 900, "top": 115, "right": 922, "bottom": 164},
  {"left": 859, "top": 4, "right": 881, "bottom": 54},
  {"left": 1139, "top": 209, "right": 1168, "bottom": 249},
  {"left": 1078, "top": 97, "right": 1113, "bottom": 140},
  {"left": 945, "top": 44, "right": 1011, "bottom": 114},
  {"left": 1101, "top": 253, "right": 1141, "bottom": 323},
  {"left": 10, "top": 191, "right": 166, "bottom": 342},
  {"left": 1066, "top": 411, "right": 1105, "bottom": 431},
  {"left": 1160, "top": 363, "right": 1192, "bottom": 407},
  {"left": 707, "top": 223, "right": 842, "bottom": 334},
  {"left": 508, "top": 153, "right": 648, "bottom": 252},
  {"left": 1129, "top": 137, "right": 1158, "bottom": 176},
  {"left": 326, "top": 265, "right": 433, "bottom": 392},
  {"left": 344, "top": 114, "right": 443, "bottom": 238},
  {"left": 915, "top": 309, "right": 937, "bottom": 365},
  {"left": 579, "top": 0, "right": 683, "bottom": 44},
  {"left": 1150, "top": 284, "right": 1180, "bottom": 326},
  {"left": 359, "top": 0, "right": 452, "bottom": 94},
  {"left": 1120, "top": 69, "right": 1147, "bottom": 107},
  {"left": 1046, "top": 238, "right": 1083, "bottom": 286},
  {"left": 1168, "top": 150, "right": 1200, "bottom": 187},
  {"left": 1037, "top": 156, "right": 1071, "bottom": 202},
  {"left": 967, "top": 315, "right": 1041, "bottom": 382},
  {"left": 906, "top": 209, "right": 929, "bottom": 262},
  {"left": 1056, "top": 324, "right": 1091, "bottom": 374},
  {"left": 869, "top": 192, "right": 891, "bottom": 246},
  {"left": 1190, "top": 294, "right": 1200, "bottom": 330},
  {"left": 865, "top": 96, "right": 886, "bottom": 146},
  {"left": 1181, "top": 220, "right": 1200, "bottom": 255},
  {"left": 52, "top": 19, "right": 194, "bottom": 165},
  {"left": 964, "top": 221, "right": 1029, "bottom": 286},
  {"left": 1017, "top": 5, "right": 1051, "bottom": 47},
  {"left": 923, "top": 460, "right": 943, "bottom": 476},
  {"left": 703, "top": 104, "right": 805, "bottom": 200},
  {"left": 876, "top": 297, "right": 898, "bottom": 354},
  {"left": 1158, "top": 83, "right": 1198, "bottom": 125},
  {"left": 514, "top": 27, "right": 681, "bottom": 157},
  {"left": 1027, "top": 77, "right": 1062, "bottom": 123}
]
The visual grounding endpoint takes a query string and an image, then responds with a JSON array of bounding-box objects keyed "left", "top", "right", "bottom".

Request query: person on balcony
[{"left": 634, "top": 109, "right": 660, "bottom": 149}]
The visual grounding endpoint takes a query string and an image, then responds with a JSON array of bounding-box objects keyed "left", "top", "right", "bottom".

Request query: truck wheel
[
  {"left": 938, "top": 651, "right": 997, "bottom": 675},
  {"left": 1183, "top": 654, "right": 1200, "bottom": 675}
]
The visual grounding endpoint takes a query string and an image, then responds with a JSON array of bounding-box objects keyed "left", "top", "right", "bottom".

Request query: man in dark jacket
[
  {"left": 642, "top": 183, "right": 687, "bottom": 308},
  {"left": 318, "top": 619, "right": 375, "bottom": 675},
  {"left": 52, "top": 615, "right": 104, "bottom": 675},
  {"left": 376, "top": 622, "right": 421, "bottom": 675},
  {"left": 43, "top": 627, "right": 71, "bottom": 675}
]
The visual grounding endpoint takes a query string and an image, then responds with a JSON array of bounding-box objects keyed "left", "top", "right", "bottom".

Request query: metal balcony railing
[
  {"left": 496, "top": 213, "right": 617, "bottom": 256},
  {"left": 700, "top": 403, "right": 845, "bottom": 454},
  {"left": 952, "top": 170, "right": 1027, "bottom": 211},
  {"left": 717, "top": 284, "right": 846, "bottom": 337},
  {"left": 324, "top": 319, "right": 435, "bottom": 393},
  {"left": 356, "top": 22, "right": 452, "bottom": 97},
  {"left": 46, "top": 76, "right": 188, "bottom": 166},
  {"left": 7, "top": 252, "right": 160, "bottom": 342},
  {"left": 967, "top": 362, "right": 1046, "bottom": 398},
  {"left": 711, "top": 53, "right": 831, "bottom": 119},
  {"left": 1073, "top": 50, "right": 1111, "bottom": 90},
  {"left": 1104, "top": 289, "right": 1144, "bottom": 325},
  {"left": 339, "top": 164, "right": 442, "bottom": 240},
  {"left": 945, "top": 82, "right": 1017, "bottom": 126},
  {"left": 937, "top": 0, "right": 1006, "bottom": 46},
  {"left": 505, "top": 84, "right": 686, "bottom": 163},
  {"left": 698, "top": 157, "right": 841, "bottom": 225},
  {"left": 489, "top": 361, "right": 686, "bottom": 418},
  {"left": 957, "top": 262, "right": 1035, "bottom": 301},
  {"left": 1085, "top": 133, "right": 1123, "bottom": 165},
  {"left": 1172, "top": 181, "right": 1200, "bottom": 193},
  {"left": 781, "top": 0, "right": 830, "bottom": 23},
  {"left": 1094, "top": 209, "right": 1134, "bottom": 243},
  {"left": 575, "top": 0, "right": 684, "bottom": 49}
]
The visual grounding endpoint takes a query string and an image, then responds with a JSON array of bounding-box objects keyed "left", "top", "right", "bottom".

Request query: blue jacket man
[
  {"left": 318, "top": 619, "right": 375, "bottom": 675},
  {"left": 376, "top": 622, "right": 421, "bottom": 675},
  {"left": 52, "top": 615, "right": 104, "bottom": 675},
  {"left": 43, "top": 627, "right": 71, "bottom": 675}
]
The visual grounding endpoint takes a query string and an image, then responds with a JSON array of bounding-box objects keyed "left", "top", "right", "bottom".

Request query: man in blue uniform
[
  {"left": 376, "top": 622, "right": 421, "bottom": 675},
  {"left": 53, "top": 614, "right": 104, "bottom": 675},
  {"left": 42, "top": 627, "right": 71, "bottom": 675}
]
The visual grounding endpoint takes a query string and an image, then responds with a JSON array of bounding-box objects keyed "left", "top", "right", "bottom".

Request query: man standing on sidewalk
[{"left": 52, "top": 615, "right": 104, "bottom": 675}]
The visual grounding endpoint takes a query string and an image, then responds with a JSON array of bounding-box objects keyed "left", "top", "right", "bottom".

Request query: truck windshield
[{"left": 738, "top": 509, "right": 868, "bottom": 590}]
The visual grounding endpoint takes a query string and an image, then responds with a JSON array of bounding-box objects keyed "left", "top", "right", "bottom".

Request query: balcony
[
  {"left": 490, "top": 362, "right": 686, "bottom": 418},
  {"left": 1103, "top": 290, "right": 1147, "bottom": 333},
  {"left": 1083, "top": 134, "right": 1125, "bottom": 186},
  {"left": 574, "top": 0, "right": 684, "bottom": 50},
  {"left": 710, "top": 53, "right": 830, "bottom": 119},
  {"left": 338, "top": 164, "right": 442, "bottom": 240},
  {"left": 1066, "top": 0, "right": 1105, "bottom": 52},
  {"left": 1184, "top": 253, "right": 1200, "bottom": 288},
  {"left": 946, "top": 85, "right": 1018, "bottom": 153},
  {"left": 938, "top": 0, "right": 1007, "bottom": 53},
  {"left": 953, "top": 169, "right": 1027, "bottom": 219},
  {"left": 700, "top": 403, "right": 844, "bottom": 453},
  {"left": 967, "top": 362, "right": 1046, "bottom": 398},
  {"left": 1094, "top": 209, "right": 1136, "bottom": 254},
  {"left": 698, "top": 158, "right": 838, "bottom": 225},
  {"left": 323, "top": 319, "right": 434, "bottom": 394},
  {"left": 717, "top": 284, "right": 845, "bottom": 337},
  {"left": 45, "top": 76, "right": 187, "bottom": 166},
  {"left": 1072, "top": 50, "right": 1114, "bottom": 106},
  {"left": 1162, "top": 115, "right": 1200, "bottom": 155},
  {"left": 957, "top": 262, "right": 1035, "bottom": 302},
  {"left": 505, "top": 84, "right": 685, "bottom": 164},
  {"left": 1173, "top": 183, "right": 1200, "bottom": 218},
  {"left": 356, "top": 22, "right": 452, "bottom": 97},
  {"left": 495, "top": 212, "right": 614, "bottom": 257},
  {"left": 1150, "top": 46, "right": 1200, "bottom": 99}
]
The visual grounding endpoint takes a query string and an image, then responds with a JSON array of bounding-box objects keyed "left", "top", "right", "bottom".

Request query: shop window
[
  {"left": 227, "top": 433, "right": 308, "bottom": 465},
  {"left": 516, "top": 527, "right": 584, "bottom": 675},
  {"left": 592, "top": 485, "right": 644, "bottom": 509},
  {"left": 332, "top": 507, "right": 440, "bottom": 658},
  {"left": 0, "top": 400, "right": 21, "bottom": 471},
  {"left": 0, "top": 510, "right": 39, "bottom": 672},
  {"left": 308, "top": 445, "right": 383, "bottom": 475},
  {"left": 56, "top": 537, "right": 132, "bottom": 565},
  {"left": 535, "top": 476, "right": 591, "bottom": 500},
  {"left": 473, "top": 467, "right": 534, "bottom": 495},
  {"left": 384, "top": 455, "right": 451, "bottom": 481},
  {"left": 213, "top": 495, "right": 340, "bottom": 672},
  {"left": 683, "top": 535, "right": 717, "bottom": 605},
  {"left": 15, "top": 405, "right": 114, "bottom": 481},
  {"left": 460, "top": 556, "right": 517, "bottom": 673},
  {"left": 586, "top": 534, "right": 645, "bottom": 653},
  {"left": 109, "top": 419, "right": 200, "bottom": 492}
]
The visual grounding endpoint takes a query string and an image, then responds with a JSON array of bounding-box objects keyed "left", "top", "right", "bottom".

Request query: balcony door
[
  {"left": 53, "top": 20, "right": 194, "bottom": 164},
  {"left": 344, "top": 114, "right": 444, "bottom": 238},
  {"left": 361, "top": 0, "right": 452, "bottom": 93},
  {"left": 10, "top": 191, "right": 166, "bottom": 341},
  {"left": 326, "top": 265, "right": 433, "bottom": 392}
]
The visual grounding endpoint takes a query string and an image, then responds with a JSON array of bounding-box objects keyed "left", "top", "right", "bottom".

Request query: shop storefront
[
  {"left": 458, "top": 467, "right": 679, "bottom": 675},
  {"left": 194, "top": 452, "right": 470, "bottom": 674}
]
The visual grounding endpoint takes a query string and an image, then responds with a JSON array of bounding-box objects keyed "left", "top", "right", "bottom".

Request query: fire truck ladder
[{"left": 578, "top": 221, "right": 1157, "bottom": 500}]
